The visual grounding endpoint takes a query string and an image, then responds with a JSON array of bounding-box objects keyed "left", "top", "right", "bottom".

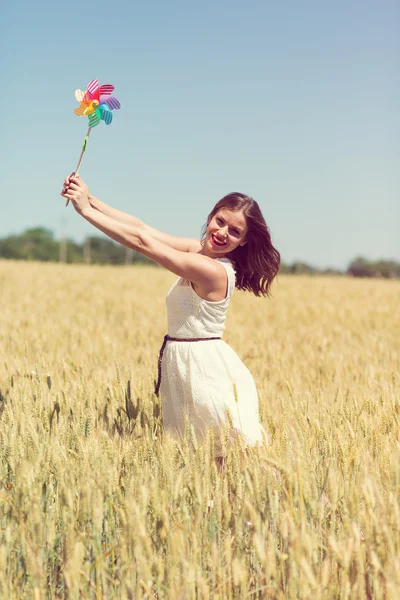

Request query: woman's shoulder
[{"left": 215, "top": 257, "right": 236, "bottom": 271}]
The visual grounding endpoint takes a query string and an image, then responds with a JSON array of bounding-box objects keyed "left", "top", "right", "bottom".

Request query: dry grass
[{"left": 0, "top": 259, "right": 399, "bottom": 599}]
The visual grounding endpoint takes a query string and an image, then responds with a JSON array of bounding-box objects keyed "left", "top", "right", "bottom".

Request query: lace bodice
[{"left": 166, "top": 258, "right": 236, "bottom": 338}]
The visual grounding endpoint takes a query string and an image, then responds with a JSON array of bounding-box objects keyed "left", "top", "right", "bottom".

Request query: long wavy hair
[{"left": 202, "top": 193, "right": 280, "bottom": 297}]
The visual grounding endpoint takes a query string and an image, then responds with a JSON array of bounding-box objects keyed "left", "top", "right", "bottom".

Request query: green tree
[
  {"left": 0, "top": 228, "right": 59, "bottom": 261},
  {"left": 347, "top": 257, "right": 400, "bottom": 278}
]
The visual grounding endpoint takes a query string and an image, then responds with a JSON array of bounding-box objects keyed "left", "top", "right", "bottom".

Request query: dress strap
[{"left": 217, "top": 258, "right": 236, "bottom": 299}]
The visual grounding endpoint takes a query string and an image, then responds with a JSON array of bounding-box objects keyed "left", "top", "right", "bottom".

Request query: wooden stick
[{"left": 65, "top": 127, "right": 92, "bottom": 206}]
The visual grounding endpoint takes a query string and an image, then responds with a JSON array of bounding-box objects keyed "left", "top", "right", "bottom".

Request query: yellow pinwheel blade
[{"left": 74, "top": 105, "right": 87, "bottom": 117}]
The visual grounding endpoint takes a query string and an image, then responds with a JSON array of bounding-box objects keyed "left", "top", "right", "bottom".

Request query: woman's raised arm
[
  {"left": 61, "top": 175, "right": 226, "bottom": 297},
  {"left": 90, "top": 193, "right": 201, "bottom": 253},
  {"left": 62, "top": 173, "right": 201, "bottom": 253}
]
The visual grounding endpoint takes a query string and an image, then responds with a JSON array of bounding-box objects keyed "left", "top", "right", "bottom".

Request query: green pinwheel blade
[{"left": 88, "top": 109, "right": 101, "bottom": 128}]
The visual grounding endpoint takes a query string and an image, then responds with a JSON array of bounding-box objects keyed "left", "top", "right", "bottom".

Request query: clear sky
[{"left": 1, "top": 0, "right": 398, "bottom": 269}]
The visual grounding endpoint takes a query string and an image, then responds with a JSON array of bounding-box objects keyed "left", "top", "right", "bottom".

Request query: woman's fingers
[
  {"left": 63, "top": 173, "right": 75, "bottom": 187},
  {"left": 70, "top": 177, "right": 83, "bottom": 187},
  {"left": 61, "top": 173, "right": 74, "bottom": 194},
  {"left": 68, "top": 178, "right": 85, "bottom": 190},
  {"left": 60, "top": 173, "right": 86, "bottom": 201},
  {"left": 62, "top": 173, "right": 78, "bottom": 185}
]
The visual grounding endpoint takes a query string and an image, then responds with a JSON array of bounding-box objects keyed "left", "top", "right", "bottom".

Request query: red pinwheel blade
[
  {"left": 99, "top": 104, "right": 113, "bottom": 125},
  {"left": 98, "top": 84, "right": 114, "bottom": 96},
  {"left": 87, "top": 79, "right": 100, "bottom": 100},
  {"left": 100, "top": 95, "right": 121, "bottom": 110}
]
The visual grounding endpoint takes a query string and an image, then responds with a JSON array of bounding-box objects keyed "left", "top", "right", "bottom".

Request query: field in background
[{"left": 0, "top": 260, "right": 399, "bottom": 599}]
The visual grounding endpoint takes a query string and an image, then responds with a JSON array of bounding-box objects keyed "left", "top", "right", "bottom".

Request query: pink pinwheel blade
[
  {"left": 87, "top": 79, "right": 99, "bottom": 100},
  {"left": 100, "top": 95, "right": 121, "bottom": 110},
  {"left": 98, "top": 84, "right": 114, "bottom": 96}
]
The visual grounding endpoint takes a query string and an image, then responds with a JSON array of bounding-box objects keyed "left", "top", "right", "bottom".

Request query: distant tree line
[
  {"left": 0, "top": 228, "right": 399, "bottom": 278},
  {"left": 279, "top": 257, "right": 400, "bottom": 278},
  {"left": 278, "top": 257, "right": 400, "bottom": 278},
  {"left": 0, "top": 227, "right": 152, "bottom": 266}
]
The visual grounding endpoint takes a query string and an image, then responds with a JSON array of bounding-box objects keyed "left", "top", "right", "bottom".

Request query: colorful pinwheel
[
  {"left": 66, "top": 79, "right": 121, "bottom": 207},
  {"left": 74, "top": 79, "right": 121, "bottom": 127}
]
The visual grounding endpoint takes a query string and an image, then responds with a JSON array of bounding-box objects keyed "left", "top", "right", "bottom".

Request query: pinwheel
[{"left": 66, "top": 79, "right": 121, "bottom": 206}]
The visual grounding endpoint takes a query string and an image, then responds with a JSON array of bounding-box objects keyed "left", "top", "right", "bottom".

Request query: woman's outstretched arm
[
  {"left": 62, "top": 174, "right": 200, "bottom": 253},
  {"left": 92, "top": 194, "right": 201, "bottom": 252},
  {"left": 89, "top": 193, "right": 143, "bottom": 228},
  {"left": 61, "top": 175, "right": 226, "bottom": 296}
]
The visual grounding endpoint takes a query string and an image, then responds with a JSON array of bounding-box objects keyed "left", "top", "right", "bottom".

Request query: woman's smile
[{"left": 211, "top": 233, "right": 227, "bottom": 247}]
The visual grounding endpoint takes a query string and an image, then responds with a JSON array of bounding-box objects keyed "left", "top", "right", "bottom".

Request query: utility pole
[
  {"left": 83, "top": 237, "right": 91, "bottom": 264},
  {"left": 59, "top": 219, "right": 67, "bottom": 263},
  {"left": 125, "top": 247, "right": 134, "bottom": 265}
]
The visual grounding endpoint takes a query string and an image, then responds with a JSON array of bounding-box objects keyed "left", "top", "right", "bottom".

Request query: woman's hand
[{"left": 61, "top": 174, "right": 91, "bottom": 214}]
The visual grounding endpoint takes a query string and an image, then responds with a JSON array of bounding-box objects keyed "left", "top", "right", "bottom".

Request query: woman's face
[{"left": 203, "top": 208, "right": 248, "bottom": 257}]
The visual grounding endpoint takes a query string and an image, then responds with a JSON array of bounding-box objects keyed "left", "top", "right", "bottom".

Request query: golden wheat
[{"left": 0, "top": 259, "right": 399, "bottom": 599}]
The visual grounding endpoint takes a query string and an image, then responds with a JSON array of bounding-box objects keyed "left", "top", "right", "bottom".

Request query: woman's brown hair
[{"left": 202, "top": 193, "right": 280, "bottom": 296}]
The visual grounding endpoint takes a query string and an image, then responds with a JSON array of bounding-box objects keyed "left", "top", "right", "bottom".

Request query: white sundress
[{"left": 158, "top": 257, "right": 268, "bottom": 456}]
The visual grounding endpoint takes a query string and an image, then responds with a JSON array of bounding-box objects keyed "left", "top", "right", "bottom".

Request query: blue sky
[{"left": 1, "top": 0, "right": 398, "bottom": 268}]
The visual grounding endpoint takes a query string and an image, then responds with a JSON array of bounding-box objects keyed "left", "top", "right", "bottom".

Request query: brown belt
[{"left": 154, "top": 334, "right": 221, "bottom": 396}]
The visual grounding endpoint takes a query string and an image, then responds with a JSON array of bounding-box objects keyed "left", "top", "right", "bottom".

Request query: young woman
[{"left": 61, "top": 175, "right": 280, "bottom": 457}]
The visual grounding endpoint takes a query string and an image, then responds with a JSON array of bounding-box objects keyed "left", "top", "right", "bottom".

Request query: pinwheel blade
[
  {"left": 87, "top": 79, "right": 99, "bottom": 100},
  {"left": 74, "top": 105, "right": 87, "bottom": 116},
  {"left": 98, "top": 84, "right": 114, "bottom": 96},
  {"left": 88, "top": 110, "right": 101, "bottom": 127},
  {"left": 100, "top": 95, "right": 121, "bottom": 110},
  {"left": 75, "top": 89, "right": 90, "bottom": 103},
  {"left": 99, "top": 104, "right": 113, "bottom": 125}
]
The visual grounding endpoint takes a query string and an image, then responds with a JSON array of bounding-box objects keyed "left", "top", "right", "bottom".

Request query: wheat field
[{"left": 0, "top": 259, "right": 399, "bottom": 599}]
